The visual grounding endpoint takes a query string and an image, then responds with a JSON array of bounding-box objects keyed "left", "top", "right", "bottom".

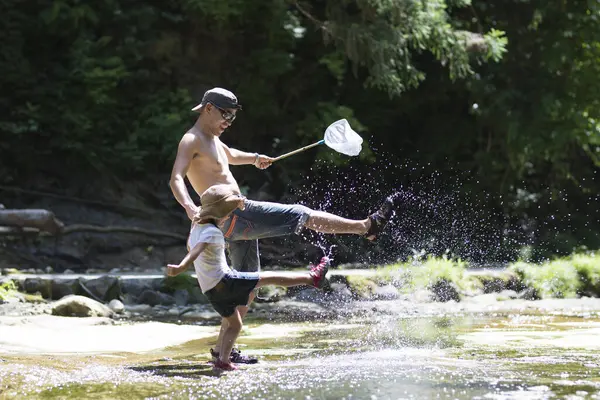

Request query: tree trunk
[{"left": 0, "top": 209, "right": 64, "bottom": 235}]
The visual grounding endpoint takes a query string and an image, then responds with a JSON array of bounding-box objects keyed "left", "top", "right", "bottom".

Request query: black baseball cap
[{"left": 191, "top": 87, "right": 242, "bottom": 112}]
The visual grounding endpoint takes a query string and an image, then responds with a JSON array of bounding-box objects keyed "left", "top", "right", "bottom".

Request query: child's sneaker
[
  {"left": 310, "top": 257, "right": 330, "bottom": 289},
  {"left": 213, "top": 358, "right": 239, "bottom": 371}
]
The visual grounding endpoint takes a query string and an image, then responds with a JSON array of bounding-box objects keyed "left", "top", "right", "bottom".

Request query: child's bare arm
[{"left": 167, "top": 242, "right": 208, "bottom": 277}]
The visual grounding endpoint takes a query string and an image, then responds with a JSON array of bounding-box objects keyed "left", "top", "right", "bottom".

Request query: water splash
[{"left": 284, "top": 148, "right": 598, "bottom": 266}]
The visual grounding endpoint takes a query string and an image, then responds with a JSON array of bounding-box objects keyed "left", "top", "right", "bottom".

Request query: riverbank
[{"left": 2, "top": 252, "right": 599, "bottom": 314}]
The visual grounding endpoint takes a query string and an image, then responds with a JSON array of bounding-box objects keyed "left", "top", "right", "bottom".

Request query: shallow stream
[{"left": 1, "top": 301, "right": 600, "bottom": 399}]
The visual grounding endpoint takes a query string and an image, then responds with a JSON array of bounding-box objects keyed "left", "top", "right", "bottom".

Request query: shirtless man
[{"left": 170, "top": 87, "right": 397, "bottom": 364}]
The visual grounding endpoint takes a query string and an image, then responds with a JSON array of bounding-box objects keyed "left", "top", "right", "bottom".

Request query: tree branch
[
  {"left": 293, "top": 1, "right": 328, "bottom": 32},
  {"left": 62, "top": 224, "right": 187, "bottom": 241}
]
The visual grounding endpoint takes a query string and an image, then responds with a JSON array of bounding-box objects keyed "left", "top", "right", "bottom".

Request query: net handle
[{"left": 271, "top": 140, "right": 325, "bottom": 162}]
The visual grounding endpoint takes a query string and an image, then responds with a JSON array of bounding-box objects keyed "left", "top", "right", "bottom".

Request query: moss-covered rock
[
  {"left": 470, "top": 270, "right": 523, "bottom": 294},
  {"left": 345, "top": 275, "right": 379, "bottom": 299}
]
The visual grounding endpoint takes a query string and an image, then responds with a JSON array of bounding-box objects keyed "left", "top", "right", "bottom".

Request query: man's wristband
[{"left": 253, "top": 153, "right": 259, "bottom": 165}]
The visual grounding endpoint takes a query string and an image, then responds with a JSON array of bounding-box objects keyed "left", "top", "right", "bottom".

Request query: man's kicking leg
[{"left": 304, "top": 192, "right": 399, "bottom": 240}]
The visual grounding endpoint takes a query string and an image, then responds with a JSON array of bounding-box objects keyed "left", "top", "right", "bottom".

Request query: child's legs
[
  {"left": 256, "top": 272, "right": 312, "bottom": 288},
  {"left": 211, "top": 273, "right": 258, "bottom": 354},
  {"left": 218, "top": 309, "right": 243, "bottom": 364},
  {"left": 213, "top": 293, "right": 254, "bottom": 355}
]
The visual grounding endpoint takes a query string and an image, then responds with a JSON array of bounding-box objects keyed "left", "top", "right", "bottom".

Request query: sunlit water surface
[{"left": 1, "top": 309, "right": 600, "bottom": 400}]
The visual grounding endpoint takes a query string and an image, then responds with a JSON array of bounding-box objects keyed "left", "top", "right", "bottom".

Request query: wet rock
[
  {"left": 108, "top": 299, "right": 125, "bottom": 314},
  {"left": 180, "top": 309, "right": 220, "bottom": 321},
  {"left": 2, "top": 268, "right": 19, "bottom": 275},
  {"left": 255, "top": 285, "right": 286, "bottom": 303},
  {"left": 79, "top": 276, "right": 121, "bottom": 302},
  {"left": 137, "top": 289, "right": 176, "bottom": 306},
  {"left": 125, "top": 304, "right": 152, "bottom": 314},
  {"left": 23, "top": 278, "right": 52, "bottom": 299},
  {"left": 121, "top": 279, "right": 154, "bottom": 299},
  {"left": 482, "top": 277, "right": 507, "bottom": 293},
  {"left": 518, "top": 287, "right": 539, "bottom": 300},
  {"left": 497, "top": 290, "right": 519, "bottom": 300},
  {"left": 373, "top": 284, "right": 400, "bottom": 300},
  {"left": 188, "top": 287, "right": 210, "bottom": 305},
  {"left": 294, "top": 287, "right": 327, "bottom": 303},
  {"left": 51, "top": 295, "right": 114, "bottom": 318},
  {"left": 430, "top": 279, "right": 461, "bottom": 302},
  {"left": 120, "top": 293, "right": 138, "bottom": 305},
  {"left": 174, "top": 289, "right": 189, "bottom": 306},
  {"left": 327, "top": 282, "right": 353, "bottom": 302},
  {"left": 51, "top": 279, "right": 81, "bottom": 300}
]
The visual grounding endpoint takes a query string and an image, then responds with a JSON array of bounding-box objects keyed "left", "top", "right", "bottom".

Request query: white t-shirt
[{"left": 187, "top": 223, "right": 232, "bottom": 293}]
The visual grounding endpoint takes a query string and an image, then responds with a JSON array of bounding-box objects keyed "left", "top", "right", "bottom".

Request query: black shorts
[{"left": 205, "top": 272, "right": 260, "bottom": 317}]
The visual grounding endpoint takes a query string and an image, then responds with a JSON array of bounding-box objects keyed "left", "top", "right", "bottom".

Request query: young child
[{"left": 167, "top": 184, "right": 330, "bottom": 371}]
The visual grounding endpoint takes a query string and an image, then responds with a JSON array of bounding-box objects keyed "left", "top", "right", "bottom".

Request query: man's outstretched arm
[
  {"left": 219, "top": 140, "right": 274, "bottom": 169},
  {"left": 170, "top": 134, "right": 199, "bottom": 220}
]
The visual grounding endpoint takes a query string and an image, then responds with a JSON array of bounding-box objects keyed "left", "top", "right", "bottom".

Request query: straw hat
[{"left": 198, "top": 184, "right": 245, "bottom": 220}]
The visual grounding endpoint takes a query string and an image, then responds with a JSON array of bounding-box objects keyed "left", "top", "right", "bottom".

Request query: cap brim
[{"left": 191, "top": 103, "right": 242, "bottom": 113}]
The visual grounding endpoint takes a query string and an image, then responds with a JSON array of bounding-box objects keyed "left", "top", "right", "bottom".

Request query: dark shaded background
[{"left": 1, "top": 0, "right": 598, "bottom": 269}]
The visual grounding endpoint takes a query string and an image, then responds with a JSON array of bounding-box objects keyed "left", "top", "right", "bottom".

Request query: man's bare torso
[{"left": 185, "top": 127, "right": 241, "bottom": 197}]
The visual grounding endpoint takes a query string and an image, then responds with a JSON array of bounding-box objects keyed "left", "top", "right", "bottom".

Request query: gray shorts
[{"left": 219, "top": 200, "right": 312, "bottom": 272}]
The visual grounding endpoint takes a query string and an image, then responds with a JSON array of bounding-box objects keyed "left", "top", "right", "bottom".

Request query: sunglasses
[{"left": 210, "top": 103, "right": 237, "bottom": 123}]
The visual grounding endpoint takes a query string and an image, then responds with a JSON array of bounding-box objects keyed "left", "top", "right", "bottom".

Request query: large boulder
[
  {"left": 51, "top": 295, "right": 114, "bottom": 318},
  {"left": 51, "top": 279, "right": 81, "bottom": 300}
]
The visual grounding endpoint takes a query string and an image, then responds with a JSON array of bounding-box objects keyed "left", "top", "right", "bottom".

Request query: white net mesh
[{"left": 324, "top": 119, "right": 363, "bottom": 156}]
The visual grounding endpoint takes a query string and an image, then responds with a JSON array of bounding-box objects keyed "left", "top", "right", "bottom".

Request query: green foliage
[
  {"left": 0, "top": 280, "right": 17, "bottom": 302},
  {"left": 509, "top": 253, "right": 600, "bottom": 299},
  {"left": 312, "top": 0, "right": 507, "bottom": 95},
  {"left": 374, "top": 256, "right": 468, "bottom": 292},
  {"left": 570, "top": 253, "right": 600, "bottom": 295},
  {"left": 410, "top": 256, "right": 467, "bottom": 290},
  {"left": 370, "top": 253, "right": 600, "bottom": 300},
  {"left": 465, "top": 0, "right": 600, "bottom": 188},
  {"left": 161, "top": 273, "right": 198, "bottom": 295}
]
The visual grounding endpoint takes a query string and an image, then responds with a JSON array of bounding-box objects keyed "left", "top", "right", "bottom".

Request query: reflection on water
[{"left": 1, "top": 313, "right": 600, "bottom": 399}]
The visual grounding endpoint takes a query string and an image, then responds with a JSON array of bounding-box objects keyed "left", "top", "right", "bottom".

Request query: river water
[{"left": 1, "top": 298, "right": 600, "bottom": 399}]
